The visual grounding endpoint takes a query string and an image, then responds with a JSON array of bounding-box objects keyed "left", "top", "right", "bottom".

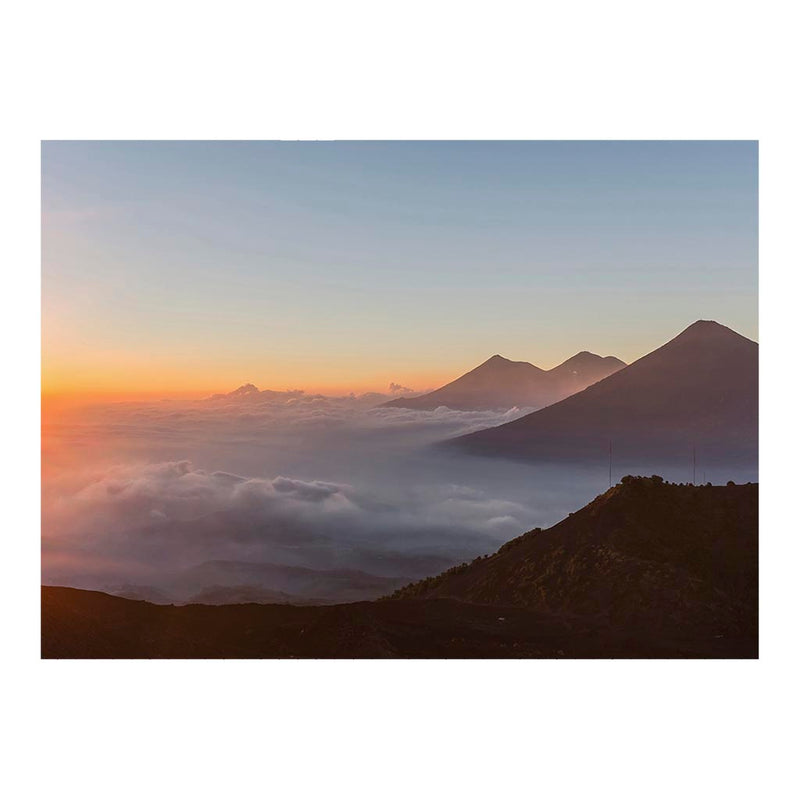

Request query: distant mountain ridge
[
  {"left": 173, "top": 560, "right": 410, "bottom": 604},
  {"left": 84, "top": 560, "right": 413, "bottom": 607},
  {"left": 382, "top": 351, "right": 626, "bottom": 411},
  {"left": 206, "top": 384, "right": 412, "bottom": 408},
  {"left": 449, "top": 320, "right": 757, "bottom": 466}
]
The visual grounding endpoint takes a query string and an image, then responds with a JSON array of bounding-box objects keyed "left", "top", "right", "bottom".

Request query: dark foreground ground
[
  {"left": 42, "top": 586, "right": 755, "bottom": 659},
  {"left": 42, "top": 478, "right": 757, "bottom": 659}
]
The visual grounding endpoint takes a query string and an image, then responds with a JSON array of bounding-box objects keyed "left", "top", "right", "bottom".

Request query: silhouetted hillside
[
  {"left": 42, "top": 478, "right": 757, "bottom": 659},
  {"left": 450, "top": 321, "right": 757, "bottom": 466},
  {"left": 392, "top": 478, "right": 757, "bottom": 640},
  {"left": 382, "top": 352, "right": 625, "bottom": 411}
]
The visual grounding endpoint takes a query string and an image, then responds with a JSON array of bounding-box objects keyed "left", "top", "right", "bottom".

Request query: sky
[{"left": 42, "top": 141, "right": 758, "bottom": 396}]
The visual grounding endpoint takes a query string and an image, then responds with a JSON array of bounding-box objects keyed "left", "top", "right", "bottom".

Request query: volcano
[
  {"left": 448, "top": 321, "right": 757, "bottom": 467},
  {"left": 382, "top": 351, "right": 625, "bottom": 411}
]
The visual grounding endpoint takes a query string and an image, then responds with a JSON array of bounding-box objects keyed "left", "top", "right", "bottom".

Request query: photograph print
[{"left": 41, "top": 140, "right": 758, "bottom": 658}]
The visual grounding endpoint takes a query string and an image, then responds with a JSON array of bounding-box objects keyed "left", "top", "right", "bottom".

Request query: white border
[{"left": 5, "top": 1, "right": 799, "bottom": 798}]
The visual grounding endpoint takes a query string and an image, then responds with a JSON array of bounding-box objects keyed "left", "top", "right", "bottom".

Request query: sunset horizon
[
  {"left": 43, "top": 141, "right": 757, "bottom": 398},
  {"left": 42, "top": 315, "right": 755, "bottom": 401}
]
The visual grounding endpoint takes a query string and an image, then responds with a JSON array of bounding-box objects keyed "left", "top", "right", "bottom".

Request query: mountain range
[
  {"left": 449, "top": 320, "right": 758, "bottom": 467},
  {"left": 166, "top": 561, "right": 409, "bottom": 605},
  {"left": 59, "top": 559, "right": 414, "bottom": 607},
  {"left": 381, "top": 351, "right": 626, "bottom": 411}
]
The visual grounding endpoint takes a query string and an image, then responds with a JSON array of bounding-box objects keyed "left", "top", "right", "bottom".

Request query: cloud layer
[{"left": 42, "top": 389, "right": 614, "bottom": 597}]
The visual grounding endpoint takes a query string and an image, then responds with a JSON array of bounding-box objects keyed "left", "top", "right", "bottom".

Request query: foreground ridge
[{"left": 390, "top": 477, "right": 757, "bottom": 634}]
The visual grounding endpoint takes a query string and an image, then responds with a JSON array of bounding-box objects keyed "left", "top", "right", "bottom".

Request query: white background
[{"left": 2, "top": 1, "right": 798, "bottom": 798}]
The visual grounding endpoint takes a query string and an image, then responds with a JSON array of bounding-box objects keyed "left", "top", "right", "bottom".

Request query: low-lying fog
[{"left": 42, "top": 389, "right": 758, "bottom": 603}]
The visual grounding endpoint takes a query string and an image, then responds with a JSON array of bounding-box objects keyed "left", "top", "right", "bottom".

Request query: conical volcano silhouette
[
  {"left": 449, "top": 321, "right": 758, "bottom": 467},
  {"left": 383, "top": 352, "right": 625, "bottom": 411}
]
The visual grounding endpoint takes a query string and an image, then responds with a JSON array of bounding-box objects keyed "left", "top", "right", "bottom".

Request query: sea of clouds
[{"left": 42, "top": 387, "right": 614, "bottom": 597}]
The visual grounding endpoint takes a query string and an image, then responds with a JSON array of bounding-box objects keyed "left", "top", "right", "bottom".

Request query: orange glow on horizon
[
  {"left": 41, "top": 366, "right": 452, "bottom": 403},
  {"left": 41, "top": 325, "right": 461, "bottom": 399}
]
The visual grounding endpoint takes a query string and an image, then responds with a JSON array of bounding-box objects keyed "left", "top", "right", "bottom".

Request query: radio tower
[
  {"left": 692, "top": 445, "right": 696, "bottom": 485},
  {"left": 609, "top": 440, "right": 613, "bottom": 488}
]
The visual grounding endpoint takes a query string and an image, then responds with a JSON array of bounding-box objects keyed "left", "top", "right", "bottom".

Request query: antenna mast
[
  {"left": 692, "top": 444, "right": 696, "bottom": 485},
  {"left": 609, "top": 440, "right": 613, "bottom": 488}
]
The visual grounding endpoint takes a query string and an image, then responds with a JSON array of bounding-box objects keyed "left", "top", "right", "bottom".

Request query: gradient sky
[{"left": 42, "top": 141, "right": 758, "bottom": 395}]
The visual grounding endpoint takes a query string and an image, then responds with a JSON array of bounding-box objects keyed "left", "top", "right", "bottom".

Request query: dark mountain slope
[
  {"left": 450, "top": 321, "right": 757, "bottom": 465},
  {"left": 392, "top": 478, "right": 757, "bottom": 640},
  {"left": 382, "top": 352, "right": 625, "bottom": 411}
]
